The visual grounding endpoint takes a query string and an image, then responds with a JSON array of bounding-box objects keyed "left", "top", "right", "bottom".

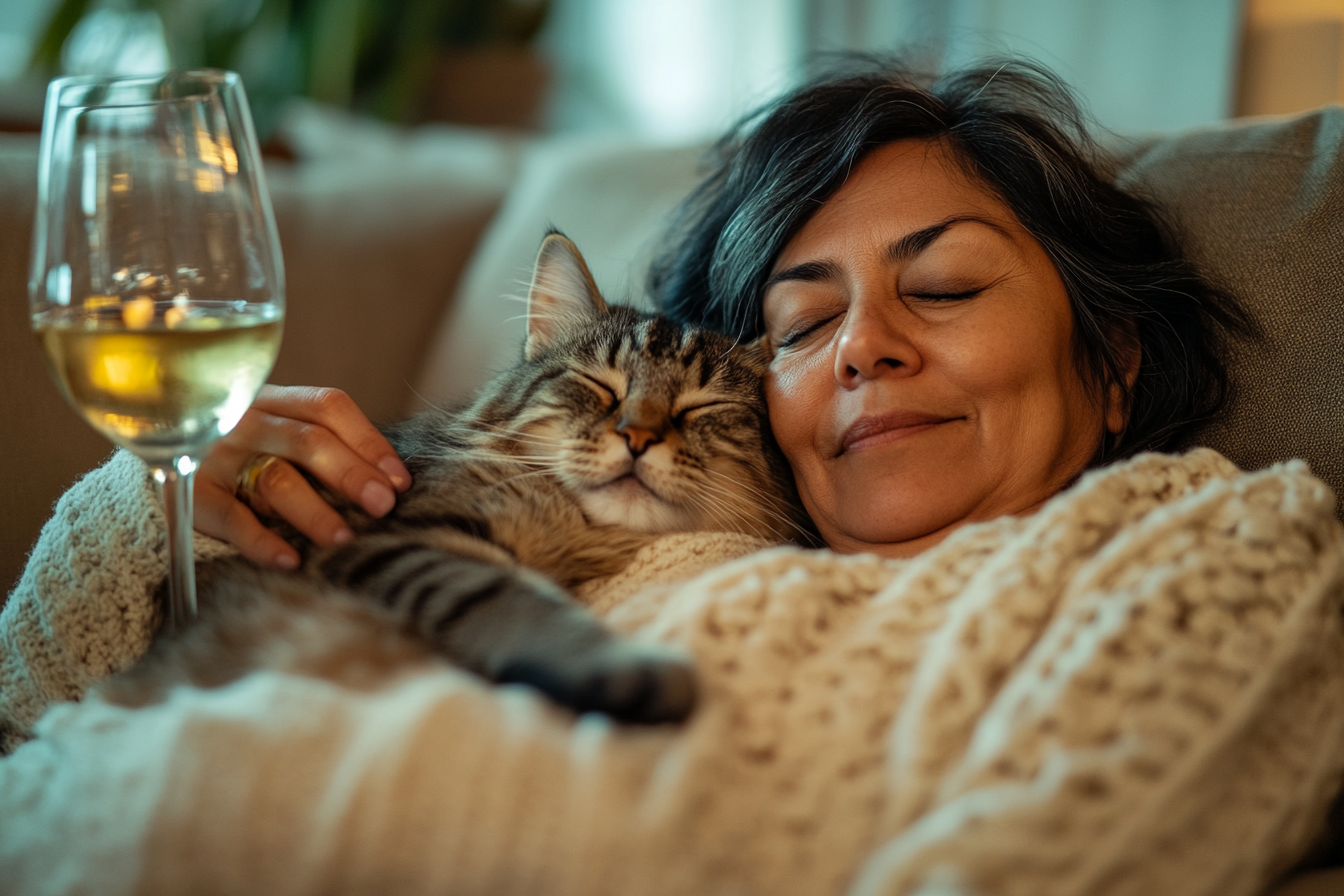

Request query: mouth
[
  {"left": 602, "top": 472, "right": 660, "bottom": 500},
  {"left": 838, "top": 411, "right": 962, "bottom": 455}
]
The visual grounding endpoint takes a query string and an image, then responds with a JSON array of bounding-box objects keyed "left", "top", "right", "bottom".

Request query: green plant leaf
[{"left": 26, "top": 0, "right": 96, "bottom": 76}]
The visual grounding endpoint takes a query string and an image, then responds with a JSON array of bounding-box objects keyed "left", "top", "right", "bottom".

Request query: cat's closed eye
[
  {"left": 673, "top": 402, "right": 737, "bottom": 426},
  {"left": 574, "top": 372, "right": 620, "bottom": 412}
]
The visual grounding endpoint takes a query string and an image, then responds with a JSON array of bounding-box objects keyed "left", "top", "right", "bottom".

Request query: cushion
[
  {"left": 261, "top": 102, "right": 526, "bottom": 424},
  {"left": 1113, "top": 107, "right": 1344, "bottom": 519},
  {"left": 412, "top": 136, "right": 708, "bottom": 411}
]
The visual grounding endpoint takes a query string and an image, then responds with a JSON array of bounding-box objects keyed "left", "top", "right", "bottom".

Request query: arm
[
  {"left": 0, "top": 386, "right": 410, "bottom": 753},
  {"left": 0, "top": 451, "right": 180, "bottom": 752}
]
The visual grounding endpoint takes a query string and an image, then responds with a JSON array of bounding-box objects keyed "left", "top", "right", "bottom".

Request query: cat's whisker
[
  {"left": 680, "top": 488, "right": 754, "bottom": 537},
  {"left": 496, "top": 468, "right": 565, "bottom": 486},
  {"left": 681, "top": 489, "right": 742, "bottom": 534},
  {"left": 657, "top": 469, "right": 747, "bottom": 532},
  {"left": 504, "top": 310, "right": 576, "bottom": 327},
  {"left": 403, "top": 382, "right": 450, "bottom": 414},
  {"left": 691, "top": 473, "right": 814, "bottom": 542},
  {"left": 701, "top": 488, "right": 811, "bottom": 542},
  {"left": 440, "top": 422, "right": 572, "bottom": 452},
  {"left": 500, "top": 457, "right": 567, "bottom": 469},
  {"left": 699, "top": 485, "right": 769, "bottom": 534},
  {"left": 463, "top": 419, "right": 569, "bottom": 443}
]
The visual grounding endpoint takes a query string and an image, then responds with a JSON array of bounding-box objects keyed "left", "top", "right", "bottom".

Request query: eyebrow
[{"left": 762, "top": 216, "right": 1000, "bottom": 292}]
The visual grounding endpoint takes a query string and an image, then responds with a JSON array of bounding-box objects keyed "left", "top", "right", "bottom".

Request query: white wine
[{"left": 35, "top": 300, "right": 283, "bottom": 464}]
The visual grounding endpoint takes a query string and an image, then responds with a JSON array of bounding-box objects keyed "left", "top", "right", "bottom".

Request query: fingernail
[
  {"left": 378, "top": 456, "right": 411, "bottom": 491},
  {"left": 361, "top": 480, "right": 396, "bottom": 517},
  {"left": 332, "top": 526, "right": 354, "bottom": 545},
  {"left": 275, "top": 552, "right": 300, "bottom": 570}
]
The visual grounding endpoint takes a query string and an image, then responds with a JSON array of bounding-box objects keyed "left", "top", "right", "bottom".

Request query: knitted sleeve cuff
[{"left": 0, "top": 450, "right": 234, "bottom": 751}]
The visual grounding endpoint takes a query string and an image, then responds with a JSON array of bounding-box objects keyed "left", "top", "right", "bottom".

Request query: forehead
[
  {"left": 771, "top": 139, "right": 1023, "bottom": 269},
  {"left": 568, "top": 314, "right": 760, "bottom": 389}
]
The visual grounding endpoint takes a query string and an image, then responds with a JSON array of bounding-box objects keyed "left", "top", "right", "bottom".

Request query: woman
[
  {"left": 3, "top": 58, "right": 1342, "bottom": 896},
  {"left": 197, "top": 59, "right": 1247, "bottom": 566}
]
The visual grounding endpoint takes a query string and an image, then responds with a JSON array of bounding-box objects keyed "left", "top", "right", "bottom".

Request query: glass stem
[{"left": 153, "top": 456, "right": 199, "bottom": 633}]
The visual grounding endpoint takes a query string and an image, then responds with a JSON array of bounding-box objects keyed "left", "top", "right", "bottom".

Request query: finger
[
  {"left": 194, "top": 477, "right": 301, "bottom": 569},
  {"left": 252, "top": 386, "right": 412, "bottom": 491},
  {"left": 245, "top": 456, "right": 356, "bottom": 549},
  {"left": 230, "top": 411, "right": 398, "bottom": 519}
]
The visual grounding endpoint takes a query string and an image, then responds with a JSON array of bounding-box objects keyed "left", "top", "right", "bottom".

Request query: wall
[{"left": 1239, "top": 0, "right": 1344, "bottom": 115}]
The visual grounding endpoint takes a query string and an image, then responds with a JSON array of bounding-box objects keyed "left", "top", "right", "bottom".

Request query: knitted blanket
[{"left": 2, "top": 448, "right": 1343, "bottom": 896}]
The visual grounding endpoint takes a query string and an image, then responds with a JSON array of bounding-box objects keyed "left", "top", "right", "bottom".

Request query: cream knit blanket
[{"left": 2, "top": 447, "right": 1343, "bottom": 896}]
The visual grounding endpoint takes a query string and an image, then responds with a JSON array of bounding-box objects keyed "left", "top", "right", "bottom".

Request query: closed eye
[
  {"left": 775, "top": 290, "right": 977, "bottom": 350},
  {"left": 907, "top": 288, "right": 982, "bottom": 301},
  {"left": 673, "top": 401, "right": 737, "bottom": 426},
  {"left": 574, "top": 372, "right": 619, "bottom": 411},
  {"left": 778, "top": 314, "right": 840, "bottom": 349}
]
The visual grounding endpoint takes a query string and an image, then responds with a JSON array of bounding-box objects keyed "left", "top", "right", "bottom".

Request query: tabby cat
[{"left": 95, "top": 232, "right": 812, "bottom": 724}]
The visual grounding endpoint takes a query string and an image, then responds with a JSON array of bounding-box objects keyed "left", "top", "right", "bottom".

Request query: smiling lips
[{"left": 839, "top": 411, "right": 961, "bottom": 454}]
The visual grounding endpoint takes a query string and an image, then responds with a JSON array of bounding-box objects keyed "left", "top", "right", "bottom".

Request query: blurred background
[{"left": 1, "top": 0, "right": 1343, "bottom": 142}]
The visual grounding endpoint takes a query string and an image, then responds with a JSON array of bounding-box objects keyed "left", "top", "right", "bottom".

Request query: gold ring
[{"left": 235, "top": 454, "right": 282, "bottom": 504}]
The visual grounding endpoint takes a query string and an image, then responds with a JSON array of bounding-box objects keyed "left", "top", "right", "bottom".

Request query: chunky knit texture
[{"left": 1, "top": 447, "right": 1343, "bottom": 896}]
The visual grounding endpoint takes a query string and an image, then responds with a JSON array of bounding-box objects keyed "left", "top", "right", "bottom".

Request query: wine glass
[{"left": 29, "top": 70, "right": 285, "bottom": 632}]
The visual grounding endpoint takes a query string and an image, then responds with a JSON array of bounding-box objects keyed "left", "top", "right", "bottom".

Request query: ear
[
  {"left": 525, "top": 231, "right": 608, "bottom": 360},
  {"left": 738, "top": 334, "right": 774, "bottom": 370},
  {"left": 1105, "top": 325, "right": 1142, "bottom": 436}
]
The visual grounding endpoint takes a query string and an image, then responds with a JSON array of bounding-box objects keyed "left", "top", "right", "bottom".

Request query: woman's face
[{"left": 762, "top": 139, "right": 1118, "bottom": 557}]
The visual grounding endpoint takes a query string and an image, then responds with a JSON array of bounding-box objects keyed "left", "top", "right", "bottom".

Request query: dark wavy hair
[{"left": 648, "top": 57, "right": 1254, "bottom": 461}]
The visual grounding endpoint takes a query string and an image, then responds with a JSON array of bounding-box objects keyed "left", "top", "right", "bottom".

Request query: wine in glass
[{"left": 29, "top": 69, "right": 284, "bottom": 631}]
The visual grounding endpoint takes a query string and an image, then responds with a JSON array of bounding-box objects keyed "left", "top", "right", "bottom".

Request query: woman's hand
[{"left": 194, "top": 385, "right": 412, "bottom": 569}]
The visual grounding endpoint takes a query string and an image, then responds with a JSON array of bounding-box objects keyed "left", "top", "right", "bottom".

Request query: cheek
[
  {"left": 946, "top": 298, "right": 1073, "bottom": 402},
  {"left": 944, "top": 302, "right": 1102, "bottom": 463},
  {"left": 765, "top": 351, "right": 833, "bottom": 473}
]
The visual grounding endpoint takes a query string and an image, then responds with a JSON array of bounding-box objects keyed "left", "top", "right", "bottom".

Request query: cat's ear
[
  {"left": 525, "top": 231, "right": 608, "bottom": 360},
  {"left": 737, "top": 334, "right": 774, "bottom": 371}
]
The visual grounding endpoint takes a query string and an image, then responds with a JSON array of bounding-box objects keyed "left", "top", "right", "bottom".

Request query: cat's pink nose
[{"left": 618, "top": 425, "right": 661, "bottom": 456}]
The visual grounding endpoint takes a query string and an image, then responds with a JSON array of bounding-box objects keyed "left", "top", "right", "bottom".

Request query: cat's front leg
[
  {"left": 509, "top": 524, "right": 658, "bottom": 589},
  {"left": 317, "top": 535, "right": 696, "bottom": 723}
]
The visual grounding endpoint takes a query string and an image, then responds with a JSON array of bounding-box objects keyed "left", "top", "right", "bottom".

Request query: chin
[
  {"left": 824, "top": 478, "right": 976, "bottom": 548},
  {"left": 578, "top": 477, "right": 691, "bottom": 534}
]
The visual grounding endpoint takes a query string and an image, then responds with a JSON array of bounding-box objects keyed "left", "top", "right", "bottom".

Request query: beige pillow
[
  {"left": 412, "top": 136, "right": 709, "bottom": 411},
  {"left": 1113, "top": 108, "right": 1344, "bottom": 518}
]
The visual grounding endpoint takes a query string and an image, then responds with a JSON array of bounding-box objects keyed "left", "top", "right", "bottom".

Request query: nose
[
  {"left": 616, "top": 399, "right": 667, "bottom": 457},
  {"left": 618, "top": 424, "right": 661, "bottom": 456},
  {"left": 833, "top": 292, "right": 920, "bottom": 388}
]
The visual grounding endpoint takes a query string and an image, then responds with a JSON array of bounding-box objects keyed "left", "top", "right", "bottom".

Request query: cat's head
[{"left": 471, "top": 232, "right": 814, "bottom": 545}]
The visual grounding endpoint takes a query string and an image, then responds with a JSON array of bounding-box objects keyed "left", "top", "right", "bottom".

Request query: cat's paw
[{"left": 499, "top": 641, "right": 697, "bottom": 724}]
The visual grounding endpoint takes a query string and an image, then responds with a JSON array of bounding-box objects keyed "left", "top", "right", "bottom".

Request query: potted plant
[{"left": 26, "top": 0, "right": 552, "bottom": 138}]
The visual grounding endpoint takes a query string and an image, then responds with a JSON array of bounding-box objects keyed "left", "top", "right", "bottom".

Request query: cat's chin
[{"left": 579, "top": 475, "right": 690, "bottom": 534}]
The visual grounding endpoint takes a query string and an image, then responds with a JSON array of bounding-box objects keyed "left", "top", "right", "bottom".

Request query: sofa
[{"left": 2, "top": 99, "right": 1344, "bottom": 894}]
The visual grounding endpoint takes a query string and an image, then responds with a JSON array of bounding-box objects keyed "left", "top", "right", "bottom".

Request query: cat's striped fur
[{"left": 95, "top": 233, "right": 812, "bottom": 724}]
